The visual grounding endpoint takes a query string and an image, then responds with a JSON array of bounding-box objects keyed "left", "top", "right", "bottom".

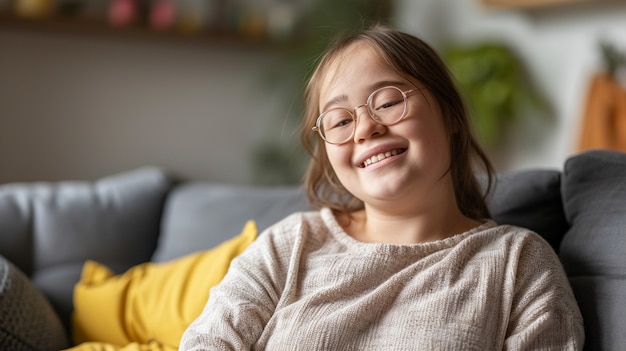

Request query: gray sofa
[{"left": 1, "top": 149, "right": 624, "bottom": 350}]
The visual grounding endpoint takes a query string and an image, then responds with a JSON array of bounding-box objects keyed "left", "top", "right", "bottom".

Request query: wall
[
  {"left": 1, "top": 0, "right": 626, "bottom": 183},
  {"left": 394, "top": 0, "right": 626, "bottom": 171},
  {"left": 0, "top": 27, "right": 294, "bottom": 183}
]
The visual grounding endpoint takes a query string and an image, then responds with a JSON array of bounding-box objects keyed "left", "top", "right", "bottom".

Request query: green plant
[
  {"left": 443, "top": 43, "right": 551, "bottom": 147},
  {"left": 599, "top": 40, "right": 626, "bottom": 79}
]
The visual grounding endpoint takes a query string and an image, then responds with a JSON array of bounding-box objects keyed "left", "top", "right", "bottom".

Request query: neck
[
  {"left": 340, "top": 177, "right": 481, "bottom": 244},
  {"left": 339, "top": 169, "right": 483, "bottom": 244},
  {"left": 343, "top": 205, "right": 479, "bottom": 245}
]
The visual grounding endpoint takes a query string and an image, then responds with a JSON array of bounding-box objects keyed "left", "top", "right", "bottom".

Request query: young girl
[{"left": 180, "top": 26, "right": 584, "bottom": 350}]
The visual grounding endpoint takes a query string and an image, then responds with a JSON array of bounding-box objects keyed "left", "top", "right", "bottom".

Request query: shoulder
[
  {"left": 260, "top": 209, "right": 328, "bottom": 238},
  {"left": 493, "top": 224, "right": 557, "bottom": 258},
  {"left": 479, "top": 224, "right": 569, "bottom": 288},
  {"left": 469, "top": 223, "right": 575, "bottom": 302},
  {"left": 224, "top": 210, "right": 328, "bottom": 282},
  {"left": 461, "top": 222, "right": 561, "bottom": 272},
  {"left": 250, "top": 209, "right": 334, "bottom": 251},
  {"left": 230, "top": 209, "right": 338, "bottom": 278},
  {"left": 474, "top": 222, "right": 555, "bottom": 253}
]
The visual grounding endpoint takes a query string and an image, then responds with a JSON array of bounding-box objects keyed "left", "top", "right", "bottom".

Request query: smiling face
[
  {"left": 318, "top": 42, "right": 454, "bottom": 213},
  {"left": 302, "top": 27, "right": 494, "bottom": 221}
]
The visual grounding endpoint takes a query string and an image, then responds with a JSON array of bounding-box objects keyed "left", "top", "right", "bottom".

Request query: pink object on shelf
[
  {"left": 150, "top": 0, "right": 176, "bottom": 31},
  {"left": 108, "top": 0, "right": 138, "bottom": 27}
]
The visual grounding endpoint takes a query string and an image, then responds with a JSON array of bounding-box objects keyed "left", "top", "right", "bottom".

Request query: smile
[{"left": 362, "top": 149, "right": 406, "bottom": 168}]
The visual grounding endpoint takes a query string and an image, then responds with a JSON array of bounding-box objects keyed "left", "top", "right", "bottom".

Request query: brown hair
[{"left": 300, "top": 26, "right": 494, "bottom": 220}]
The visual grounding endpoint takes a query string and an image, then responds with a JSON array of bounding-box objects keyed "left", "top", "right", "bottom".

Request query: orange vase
[{"left": 579, "top": 73, "right": 626, "bottom": 152}]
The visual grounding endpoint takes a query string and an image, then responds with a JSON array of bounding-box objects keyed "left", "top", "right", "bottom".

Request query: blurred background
[{"left": 1, "top": 0, "right": 625, "bottom": 184}]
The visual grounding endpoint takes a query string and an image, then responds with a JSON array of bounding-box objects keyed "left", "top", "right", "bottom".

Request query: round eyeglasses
[{"left": 312, "top": 86, "right": 422, "bottom": 145}]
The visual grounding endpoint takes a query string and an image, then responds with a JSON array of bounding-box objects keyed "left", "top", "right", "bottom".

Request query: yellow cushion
[
  {"left": 63, "top": 341, "right": 176, "bottom": 351},
  {"left": 71, "top": 220, "right": 257, "bottom": 348}
]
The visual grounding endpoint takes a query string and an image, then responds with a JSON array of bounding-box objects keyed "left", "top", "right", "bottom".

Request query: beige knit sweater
[{"left": 180, "top": 208, "right": 584, "bottom": 350}]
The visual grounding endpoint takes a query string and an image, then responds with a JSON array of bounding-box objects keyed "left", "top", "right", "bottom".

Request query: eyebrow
[{"left": 321, "top": 80, "right": 411, "bottom": 112}]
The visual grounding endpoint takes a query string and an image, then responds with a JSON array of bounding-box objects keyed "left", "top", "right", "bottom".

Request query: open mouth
[{"left": 361, "top": 148, "right": 406, "bottom": 168}]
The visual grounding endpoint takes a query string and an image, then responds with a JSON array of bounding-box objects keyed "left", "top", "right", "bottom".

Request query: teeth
[{"left": 363, "top": 149, "right": 401, "bottom": 167}]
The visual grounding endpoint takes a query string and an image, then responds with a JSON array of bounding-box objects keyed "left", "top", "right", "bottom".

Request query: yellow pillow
[
  {"left": 63, "top": 340, "right": 176, "bottom": 351},
  {"left": 71, "top": 220, "right": 257, "bottom": 348}
]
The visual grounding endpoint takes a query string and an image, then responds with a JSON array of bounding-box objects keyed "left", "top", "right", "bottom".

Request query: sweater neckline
[{"left": 319, "top": 207, "right": 496, "bottom": 253}]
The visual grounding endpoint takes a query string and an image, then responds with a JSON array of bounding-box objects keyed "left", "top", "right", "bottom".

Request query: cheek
[
  {"left": 325, "top": 149, "right": 342, "bottom": 170},
  {"left": 405, "top": 105, "right": 452, "bottom": 163},
  {"left": 413, "top": 98, "right": 449, "bottom": 140},
  {"left": 325, "top": 146, "right": 352, "bottom": 174}
]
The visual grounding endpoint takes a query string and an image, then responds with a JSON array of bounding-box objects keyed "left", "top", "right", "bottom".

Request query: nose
[{"left": 352, "top": 104, "right": 386, "bottom": 143}]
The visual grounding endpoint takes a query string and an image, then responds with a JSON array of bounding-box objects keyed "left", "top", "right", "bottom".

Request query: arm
[
  {"left": 179, "top": 228, "right": 291, "bottom": 351},
  {"left": 504, "top": 234, "right": 585, "bottom": 350}
]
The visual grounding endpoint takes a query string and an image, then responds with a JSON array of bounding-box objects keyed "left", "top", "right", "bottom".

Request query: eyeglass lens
[{"left": 319, "top": 87, "right": 407, "bottom": 144}]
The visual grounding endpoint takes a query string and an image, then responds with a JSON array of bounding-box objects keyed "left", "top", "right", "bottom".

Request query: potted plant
[{"left": 443, "top": 42, "right": 551, "bottom": 147}]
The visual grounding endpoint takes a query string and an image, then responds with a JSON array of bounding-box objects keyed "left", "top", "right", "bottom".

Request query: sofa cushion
[
  {"left": 0, "top": 255, "right": 69, "bottom": 351},
  {"left": 153, "top": 183, "right": 311, "bottom": 262},
  {"left": 560, "top": 149, "right": 626, "bottom": 350},
  {"left": 485, "top": 169, "right": 568, "bottom": 252},
  {"left": 72, "top": 221, "right": 257, "bottom": 348},
  {"left": 0, "top": 167, "right": 171, "bottom": 331}
]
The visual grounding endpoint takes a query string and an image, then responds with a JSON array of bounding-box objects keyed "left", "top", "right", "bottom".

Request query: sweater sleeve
[
  {"left": 503, "top": 233, "right": 584, "bottom": 350},
  {"left": 178, "top": 222, "right": 295, "bottom": 351}
]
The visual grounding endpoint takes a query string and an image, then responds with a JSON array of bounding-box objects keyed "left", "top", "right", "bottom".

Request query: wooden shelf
[
  {"left": 482, "top": 0, "right": 590, "bottom": 8},
  {"left": 0, "top": 11, "right": 295, "bottom": 48}
]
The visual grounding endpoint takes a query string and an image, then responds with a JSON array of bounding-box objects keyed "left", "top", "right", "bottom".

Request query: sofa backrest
[
  {"left": 152, "top": 168, "right": 569, "bottom": 264},
  {"left": 559, "top": 149, "right": 626, "bottom": 350},
  {"left": 487, "top": 169, "right": 568, "bottom": 252},
  {"left": 0, "top": 167, "right": 171, "bottom": 330},
  {"left": 152, "top": 183, "right": 311, "bottom": 262}
]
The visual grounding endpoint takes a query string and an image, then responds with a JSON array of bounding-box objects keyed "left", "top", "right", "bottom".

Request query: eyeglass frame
[{"left": 311, "top": 86, "right": 423, "bottom": 145}]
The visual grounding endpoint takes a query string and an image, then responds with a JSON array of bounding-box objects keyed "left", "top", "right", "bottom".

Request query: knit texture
[
  {"left": 180, "top": 208, "right": 584, "bottom": 350},
  {"left": 0, "top": 256, "right": 69, "bottom": 351}
]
